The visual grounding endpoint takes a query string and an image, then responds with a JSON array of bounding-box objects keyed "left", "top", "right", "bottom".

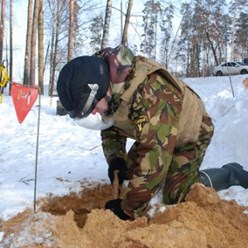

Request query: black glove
[
  {"left": 105, "top": 199, "right": 130, "bottom": 220},
  {"left": 108, "top": 158, "right": 128, "bottom": 185}
]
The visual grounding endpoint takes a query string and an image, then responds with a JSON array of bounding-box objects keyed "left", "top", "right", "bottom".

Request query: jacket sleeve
[
  {"left": 101, "top": 127, "right": 127, "bottom": 164},
  {"left": 122, "top": 73, "right": 183, "bottom": 219}
]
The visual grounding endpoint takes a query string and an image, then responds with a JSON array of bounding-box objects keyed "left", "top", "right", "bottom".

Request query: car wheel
[
  {"left": 240, "top": 69, "right": 248, "bottom": 74},
  {"left": 216, "top": 71, "right": 223, "bottom": 76}
]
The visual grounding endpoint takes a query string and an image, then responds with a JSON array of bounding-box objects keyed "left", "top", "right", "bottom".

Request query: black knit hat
[{"left": 56, "top": 56, "right": 110, "bottom": 118}]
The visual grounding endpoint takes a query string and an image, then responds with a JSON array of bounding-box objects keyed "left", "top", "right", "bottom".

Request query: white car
[{"left": 213, "top": 62, "right": 248, "bottom": 76}]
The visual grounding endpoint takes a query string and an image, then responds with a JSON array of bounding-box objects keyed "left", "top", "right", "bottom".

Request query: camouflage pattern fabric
[
  {"left": 95, "top": 45, "right": 134, "bottom": 84},
  {"left": 100, "top": 46, "right": 214, "bottom": 219},
  {"left": 162, "top": 114, "right": 213, "bottom": 205}
]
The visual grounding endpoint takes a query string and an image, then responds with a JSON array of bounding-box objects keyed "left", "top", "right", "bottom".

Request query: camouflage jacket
[{"left": 98, "top": 46, "right": 207, "bottom": 219}]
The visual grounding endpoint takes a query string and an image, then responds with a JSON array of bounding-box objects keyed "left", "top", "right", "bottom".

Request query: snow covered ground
[{"left": 0, "top": 74, "right": 248, "bottom": 222}]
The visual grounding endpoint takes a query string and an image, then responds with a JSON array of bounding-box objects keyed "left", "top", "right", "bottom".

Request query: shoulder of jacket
[
  {"left": 120, "top": 56, "right": 160, "bottom": 102},
  {"left": 133, "top": 56, "right": 162, "bottom": 75}
]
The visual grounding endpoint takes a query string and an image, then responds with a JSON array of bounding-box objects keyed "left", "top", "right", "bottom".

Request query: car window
[{"left": 238, "top": 62, "right": 246, "bottom": 66}]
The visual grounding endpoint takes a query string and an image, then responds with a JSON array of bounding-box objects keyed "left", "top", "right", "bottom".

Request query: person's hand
[
  {"left": 108, "top": 158, "right": 127, "bottom": 185},
  {"left": 105, "top": 199, "right": 131, "bottom": 220}
]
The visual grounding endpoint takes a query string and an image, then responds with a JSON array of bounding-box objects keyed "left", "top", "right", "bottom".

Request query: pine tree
[{"left": 141, "top": 0, "right": 162, "bottom": 59}]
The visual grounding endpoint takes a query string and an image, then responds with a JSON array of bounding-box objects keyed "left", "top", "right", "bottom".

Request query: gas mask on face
[{"left": 74, "top": 112, "right": 114, "bottom": 130}]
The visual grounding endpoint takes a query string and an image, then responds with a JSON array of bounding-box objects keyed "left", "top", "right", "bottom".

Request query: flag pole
[{"left": 34, "top": 88, "right": 41, "bottom": 212}]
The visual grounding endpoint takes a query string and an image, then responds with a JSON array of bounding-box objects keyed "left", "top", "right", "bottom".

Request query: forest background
[{"left": 0, "top": 0, "right": 247, "bottom": 96}]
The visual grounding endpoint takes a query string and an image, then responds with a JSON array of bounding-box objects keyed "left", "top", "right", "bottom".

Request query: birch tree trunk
[
  {"left": 9, "top": 0, "right": 13, "bottom": 86},
  {"left": 48, "top": 0, "right": 56, "bottom": 97},
  {"left": 49, "top": 0, "right": 67, "bottom": 96},
  {"left": 230, "top": 0, "right": 237, "bottom": 61},
  {"left": 101, "top": 0, "right": 112, "bottom": 49},
  {"left": 23, "top": 0, "right": 33, "bottom": 85},
  {"left": 121, "top": 0, "right": 133, "bottom": 46},
  {"left": 68, "top": 0, "right": 74, "bottom": 61},
  {"left": 30, "top": 0, "right": 40, "bottom": 86},
  {"left": 38, "top": 0, "right": 44, "bottom": 94},
  {"left": 49, "top": 1, "right": 59, "bottom": 96},
  {"left": 0, "top": 0, "right": 6, "bottom": 62}
]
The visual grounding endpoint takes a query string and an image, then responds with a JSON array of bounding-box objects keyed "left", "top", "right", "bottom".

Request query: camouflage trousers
[{"left": 127, "top": 114, "right": 214, "bottom": 205}]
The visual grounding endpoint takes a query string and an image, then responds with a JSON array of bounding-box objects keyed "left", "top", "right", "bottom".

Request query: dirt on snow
[{"left": 0, "top": 183, "right": 248, "bottom": 248}]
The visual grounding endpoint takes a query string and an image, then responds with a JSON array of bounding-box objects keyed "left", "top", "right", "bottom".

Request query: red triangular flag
[{"left": 11, "top": 82, "right": 39, "bottom": 123}]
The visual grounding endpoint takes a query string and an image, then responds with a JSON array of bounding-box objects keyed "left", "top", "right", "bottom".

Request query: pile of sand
[{"left": 0, "top": 183, "right": 248, "bottom": 248}]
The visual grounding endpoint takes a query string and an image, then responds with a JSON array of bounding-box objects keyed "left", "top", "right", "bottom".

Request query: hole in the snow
[{"left": 41, "top": 183, "right": 114, "bottom": 228}]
